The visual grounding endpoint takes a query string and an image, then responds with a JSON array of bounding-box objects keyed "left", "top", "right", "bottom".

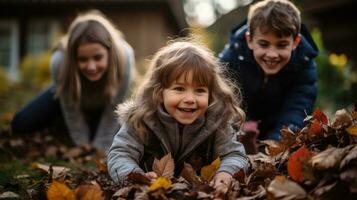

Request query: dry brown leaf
[
  {"left": 127, "top": 172, "right": 151, "bottom": 185},
  {"left": 311, "top": 147, "right": 348, "bottom": 170},
  {"left": 340, "top": 145, "right": 357, "bottom": 169},
  {"left": 200, "top": 157, "right": 220, "bottom": 182},
  {"left": 180, "top": 162, "right": 201, "bottom": 187},
  {"left": 47, "top": 180, "right": 75, "bottom": 200},
  {"left": 331, "top": 109, "right": 353, "bottom": 128},
  {"left": 340, "top": 167, "right": 357, "bottom": 193},
  {"left": 94, "top": 159, "right": 107, "bottom": 173},
  {"left": 261, "top": 139, "right": 286, "bottom": 156},
  {"left": 75, "top": 181, "right": 105, "bottom": 200},
  {"left": 152, "top": 153, "right": 174, "bottom": 179},
  {"left": 267, "top": 176, "right": 306, "bottom": 200},
  {"left": 280, "top": 127, "right": 297, "bottom": 147},
  {"left": 32, "top": 163, "right": 70, "bottom": 179}
]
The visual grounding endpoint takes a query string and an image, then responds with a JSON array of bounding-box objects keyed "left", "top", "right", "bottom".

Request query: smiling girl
[
  {"left": 107, "top": 40, "right": 248, "bottom": 188},
  {"left": 11, "top": 10, "right": 135, "bottom": 152}
]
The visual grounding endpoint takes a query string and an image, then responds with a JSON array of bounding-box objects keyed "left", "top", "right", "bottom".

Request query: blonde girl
[{"left": 11, "top": 10, "right": 134, "bottom": 152}]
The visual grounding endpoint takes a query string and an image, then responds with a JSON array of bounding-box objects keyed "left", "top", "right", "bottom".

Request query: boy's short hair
[{"left": 247, "top": 0, "right": 301, "bottom": 39}]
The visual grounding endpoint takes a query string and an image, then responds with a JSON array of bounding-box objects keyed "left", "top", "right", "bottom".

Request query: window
[
  {"left": 26, "top": 19, "right": 59, "bottom": 56},
  {"left": 0, "top": 20, "right": 19, "bottom": 79}
]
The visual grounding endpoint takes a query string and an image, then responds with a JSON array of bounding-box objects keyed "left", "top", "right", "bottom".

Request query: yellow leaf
[
  {"left": 47, "top": 180, "right": 75, "bottom": 200},
  {"left": 346, "top": 125, "right": 357, "bottom": 136},
  {"left": 149, "top": 177, "right": 172, "bottom": 191},
  {"left": 200, "top": 157, "right": 221, "bottom": 182}
]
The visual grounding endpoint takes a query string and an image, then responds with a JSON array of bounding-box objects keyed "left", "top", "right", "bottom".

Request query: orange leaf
[
  {"left": 47, "top": 180, "right": 75, "bottom": 200},
  {"left": 75, "top": 181, "right": 105, "bottom": 200},
  {"left": 346, "top": 125, "right": 357, "bottom": 136},
  {"left": 309, "top": 120, "right": 322, "bottom": 135},
  {"left": 287, "top": 146, "right": 311, "bottom": 183},
  {"left": 313, "top": 108, "right": 328, "bottom": 125},
  {"left": 200, "top": 157, "right": 220, "bottom": 182},
  {"left": 152, "top": 153, "right": 175, "bottom": 179}
]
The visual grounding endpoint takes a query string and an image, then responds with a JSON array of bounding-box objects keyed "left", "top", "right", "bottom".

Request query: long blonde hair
[
  {"left": 124, "top": 39, "right": 245, "bottom": 141},
  {"left": 56, "top": 10, "right": 127, "bottom": 105}
]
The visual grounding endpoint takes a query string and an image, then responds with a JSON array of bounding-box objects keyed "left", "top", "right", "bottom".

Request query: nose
[
  {"left": 87, "top": 60, "right": 96, "bottom": 71},
  {"left": 266, "top": 47, "right": 279, "bottom": 58},
  {"left": 183, "top": 91, "right": 195, "bottom": 104}
]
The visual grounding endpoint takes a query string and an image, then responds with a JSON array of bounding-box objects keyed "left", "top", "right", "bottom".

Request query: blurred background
[{"left": 0, "top": 0, "right": 356, "bottom": 128}]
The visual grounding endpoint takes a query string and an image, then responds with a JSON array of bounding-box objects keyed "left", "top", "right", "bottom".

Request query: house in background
[{"left": 0, "top": 0, "right": 187, "bottom": 79}]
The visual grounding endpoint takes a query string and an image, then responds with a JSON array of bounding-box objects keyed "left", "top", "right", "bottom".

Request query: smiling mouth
[
  {"left": 264, "top": 60, "right": 279, "bottom": 68},
  {"left": 178, "top": 108, "right": 197, "bottom": 113}
]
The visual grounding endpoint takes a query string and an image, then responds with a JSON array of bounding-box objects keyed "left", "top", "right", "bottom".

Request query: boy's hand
[
  {"left": 145, "top": 171, "right": 158, "bottom": 181},
  {"left": 210, "top": 171, "right": 232, "bottom": 188}
]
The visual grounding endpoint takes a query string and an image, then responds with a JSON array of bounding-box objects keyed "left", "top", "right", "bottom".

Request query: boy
[{"left": 219, "top": 0, "right": 318, "bottom": 151}]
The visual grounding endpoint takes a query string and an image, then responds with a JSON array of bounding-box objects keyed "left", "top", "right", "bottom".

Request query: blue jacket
[{"left": 219, "top": 22, "right": 318, "bottom": 140}]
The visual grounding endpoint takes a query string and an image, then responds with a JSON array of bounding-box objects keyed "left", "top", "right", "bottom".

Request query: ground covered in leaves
[{"left": 1, "top": 104, "right": 357, "bottom": 200}]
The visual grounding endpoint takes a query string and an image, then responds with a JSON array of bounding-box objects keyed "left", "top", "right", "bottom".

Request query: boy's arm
[
  {"left": 107, "top": 123, "right": 144, "bottom": 182},
  {"left": 214, "top": 127, "right": 249, "bottom": 174},
  {"left": 269, "top": 60, "right": 317, "bottom": 139}
]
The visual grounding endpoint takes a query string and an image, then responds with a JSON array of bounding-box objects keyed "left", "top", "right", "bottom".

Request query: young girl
[
  {"left": 11, "top": 10, "right": 135, "bottom": 152},
  {"left": 107, "top": 40, "right": 248, "bottom": 188}
]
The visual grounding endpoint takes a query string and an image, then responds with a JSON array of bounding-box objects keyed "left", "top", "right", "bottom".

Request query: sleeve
[
  {"left": 107, "top": 123, "right": 145, "bottom": 182},
  {"left": 49, "top": 49, "right": 65, "bottom": 84},
  {"left": 11, "top": 86, "right": 61, "bottom": 134},
  {"left": 268, "top": 60, "right": 318, "bottom": 140},
  {"left": 214, "top": 127, "right": 249, "bottom": 175}
]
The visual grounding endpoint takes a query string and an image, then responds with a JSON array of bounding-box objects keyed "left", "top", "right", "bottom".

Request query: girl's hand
[
  {"left": 211, "top": 171, "right": 232, "bottom": 188},
  {"left": 145, "top": 171, "right": 158, "bottom": 181}
]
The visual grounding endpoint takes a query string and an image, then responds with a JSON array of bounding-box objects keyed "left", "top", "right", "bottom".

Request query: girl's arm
[
  {"left": 11, "top": 86, "right": 62, "bottom": 134},
  {"left": 107, "top": 123, "right": 145, "bottom": 182},
  {"left": 214, "top": 127, "right": 249, "bottom": 175}
]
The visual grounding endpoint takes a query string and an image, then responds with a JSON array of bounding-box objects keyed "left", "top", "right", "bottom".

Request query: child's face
[
  {"left": 246, "top": 27, "right": 300, "bottom": 75},
  {"left": 162, "top": 71, "right": 209, "bottom": 125},
  {"left": 77, "top": 42, "right": 109, "bottom": 81}
]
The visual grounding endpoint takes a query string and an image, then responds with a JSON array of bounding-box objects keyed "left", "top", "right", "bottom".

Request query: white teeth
[{"left": 179, "top": 108, "right": 196, "bottom": 112}]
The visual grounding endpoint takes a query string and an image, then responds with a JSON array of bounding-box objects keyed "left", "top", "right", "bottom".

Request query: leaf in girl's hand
[
  {"left": 152, "top": 153, "right": 174, "bottom": 179},
  {"left": 200, "top": 157, "right": 221, "bottom": 182},
  {"left": 287, "top": 146, "right": 311, "bottom": 182},
  {"left": 149, "top": 177, "right": 172, "bottom": 191},
  {"left": 127, "top": 172, "right": 151, "bottom": 185},
  {"left": 47, "top": 180, "right": 76, "bottom": 200}
]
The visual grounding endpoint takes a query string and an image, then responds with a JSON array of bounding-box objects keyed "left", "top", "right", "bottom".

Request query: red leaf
[
  {"left": 287, "top": 146, "right": 311, "bottom": 183},
  {"left": 313, "top": 108, "right": 328, "bottom": 125},
  {"left": 309, "top": 120, "right": 322, "bottom": 135}
]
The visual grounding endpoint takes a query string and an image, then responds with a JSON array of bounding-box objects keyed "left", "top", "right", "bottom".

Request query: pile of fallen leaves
[{"left": 0, "top": 103, "right": 357, "bottom": 199}]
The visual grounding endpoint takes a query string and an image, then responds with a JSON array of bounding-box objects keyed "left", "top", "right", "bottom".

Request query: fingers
[{"left": 145, "top": 171, "right": 158, "bottom": 180}]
